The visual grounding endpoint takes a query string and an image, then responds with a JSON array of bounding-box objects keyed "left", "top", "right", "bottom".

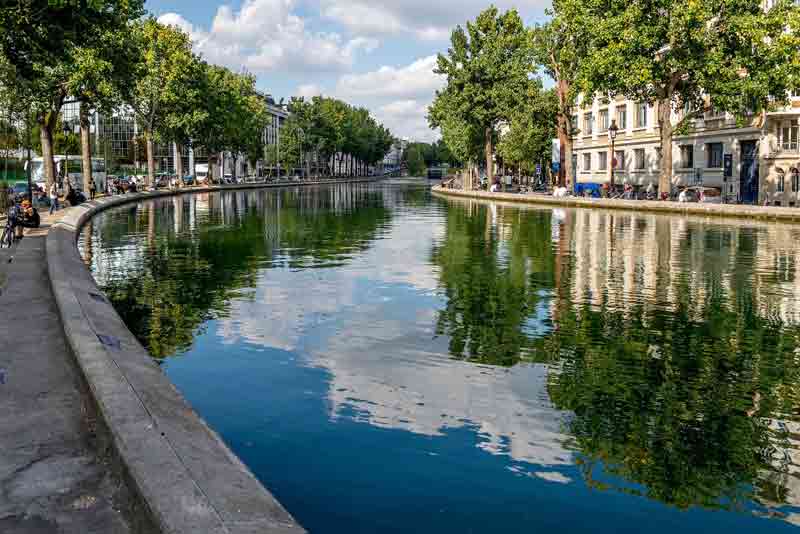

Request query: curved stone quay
[
  {"left": 431, "top": 185, "right": 800, "bottom": 222},
  {"left": 0, "top": 179, "right": 373, "bottom": 534}
]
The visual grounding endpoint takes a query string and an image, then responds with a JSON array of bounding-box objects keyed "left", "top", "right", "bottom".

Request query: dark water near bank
[{"left": 79, "top": 179, "right": 800, "bottom": 533}]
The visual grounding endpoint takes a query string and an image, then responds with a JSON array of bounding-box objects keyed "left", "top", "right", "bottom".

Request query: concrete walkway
[{"left": 0, "top": 212, "right": 131, "bottom": 534}]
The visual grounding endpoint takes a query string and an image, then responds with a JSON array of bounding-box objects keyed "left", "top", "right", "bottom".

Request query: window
[
  {"left": 583, "top": 153, "right": 592, "bottom": 171},
  {"left": 791, "top": 89, "right": 800, "bottom": 98},
  {"left": 781, "top": 122, "right": 798, "bottom": 151},
  {"left": 778, "top": 172, "right": 786, "bottom": 192},
  {"left": 599, "top": 109, "right": 609, "bottom": 132},
  {"left": 634, "top": 148, "right": 646, "bottom": 170},
  {"left": 616, "top": 108, "right": 627, "bottom": 130},
  {"left": 614, "top": 150, "right": 625, "bottom": 170},
  {"left": 792, "top": 171, "right": 799, "bottom": 192},
  {"left": 635, "top": 103, "right": 648, "bottom": 128},
  {"left": 583, "top": 113, "right": 594, "bottom": 135},
  {"left": 598, "top": 151, "right": 608, "bottom": 170},
  {"left": 680, "top": 145, "right": 694, "bottom": 169},
  {"left": 707, "top": 143, "right": 723, "bottom": 168},
  {"left": 570, "top": 115, "right": 578, "bottom": 133}
]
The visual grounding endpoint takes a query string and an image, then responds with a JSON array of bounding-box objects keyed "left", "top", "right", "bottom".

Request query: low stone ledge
[
  {"left": 45, "top": 180, "right": 372, "bottom": 534},
  {"left": 431, "top": 185, "right": 800, "bottom": 222}
]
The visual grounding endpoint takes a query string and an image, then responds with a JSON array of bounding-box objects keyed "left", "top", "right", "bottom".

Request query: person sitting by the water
[
  {"left": 18, "top": 199, "right": 40, "bottom": 228},
  {"left": 678, "top": 187, "right": 689, "bottom": 203},
  {"left": 128, "top": 180, "right": 137, "bottom": 193},
  {"left": 490, "top": 181, "right": 501, "bottom": 193},
  {"left": 65, "top": 187, "right": 85, "bottom": 207}
]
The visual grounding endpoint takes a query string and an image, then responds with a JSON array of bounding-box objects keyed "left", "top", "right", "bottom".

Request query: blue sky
[{"left": 147, "top": 0, "right": 552, "bottom": 141}]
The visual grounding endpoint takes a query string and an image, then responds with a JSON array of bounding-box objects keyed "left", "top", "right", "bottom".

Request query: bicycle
[{"left": 0, "top": 205, "right": 20, "bottom": 249}]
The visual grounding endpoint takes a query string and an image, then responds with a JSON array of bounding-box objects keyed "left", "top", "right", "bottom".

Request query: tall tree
[
  {"left": 429, "top": 6, "right": 533, "bottom": 186},
  {"left": 66, "top": 25, "right": 140, "bottom": 192},
  {"left": 532, "top": 2, "right": 590, "bottom": 188},
  {"left": 128, "top": 18, "right": 197, "bottom": 188}
]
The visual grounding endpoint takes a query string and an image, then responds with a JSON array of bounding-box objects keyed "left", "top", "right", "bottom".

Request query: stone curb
[
  {"left": 431, "top": 185, "right": 800, "bottom": 222},
  {"left": 45, "top": 179, "right": 376, "bottom": 534}
]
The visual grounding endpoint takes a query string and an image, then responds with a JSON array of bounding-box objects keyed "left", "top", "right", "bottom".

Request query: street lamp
[{"left": 608, "top": 119, "right": 619, "bottom": 190}]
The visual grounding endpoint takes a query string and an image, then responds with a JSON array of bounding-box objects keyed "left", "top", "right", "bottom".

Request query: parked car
[{"left": 11, "top": 181, "right": 29, "bottom": 200}]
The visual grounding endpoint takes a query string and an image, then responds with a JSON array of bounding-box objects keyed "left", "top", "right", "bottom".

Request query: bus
[{"left": 26, "top": 156, "right": 107, "bottom": 192}]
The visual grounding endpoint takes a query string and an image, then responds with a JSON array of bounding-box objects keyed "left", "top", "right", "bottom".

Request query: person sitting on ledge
[
  {"left": 490, "top": 180, "right": 501, "bottom": 193},
  {"left": 19, "top": 199, "right": 40, "bottom": 229}
]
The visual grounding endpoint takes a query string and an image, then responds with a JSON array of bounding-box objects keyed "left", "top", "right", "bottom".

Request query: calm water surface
[{"left": 79, "top": 179, "right": 800, "bottom": 533}]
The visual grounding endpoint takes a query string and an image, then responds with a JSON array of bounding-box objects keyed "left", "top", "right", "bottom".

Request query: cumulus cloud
[
  {"left": 157, "top": 0, "right": 377, "bottom": 75},
  {"left": 321, "top": 0, "right": 550, "bottom": 40},
  {"left": 335, "top": 55, "right": 443, "bottom": 99},
  {"left": 297, "top": 83, "right": 323, "bottom": 98},
  {"left": 331, "top": 55, "right": 444, "bottom": 141},
  {"left": 374, "top": 99, "right": 436, "bottom": 142}
]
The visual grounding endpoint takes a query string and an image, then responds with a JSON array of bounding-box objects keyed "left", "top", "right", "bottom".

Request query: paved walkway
[{"left": 0, "top": 212, "right": 131, "bottom": 534}]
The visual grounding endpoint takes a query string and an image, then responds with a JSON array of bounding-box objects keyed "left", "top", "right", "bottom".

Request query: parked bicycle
[{"left": 1, "top": 203, "right": 20, "bottom": 249}]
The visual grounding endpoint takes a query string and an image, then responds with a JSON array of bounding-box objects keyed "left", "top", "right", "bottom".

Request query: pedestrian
[
  {"left": 89, "top": 179, "right": 97, "bottom": 200},
  {"left": 48, "top": 181, "right": 58, "bottom": 215}
]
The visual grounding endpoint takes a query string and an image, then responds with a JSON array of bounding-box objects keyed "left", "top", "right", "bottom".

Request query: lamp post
[{"left": 608, "top": 119, "right": 619, "bottom": 190}]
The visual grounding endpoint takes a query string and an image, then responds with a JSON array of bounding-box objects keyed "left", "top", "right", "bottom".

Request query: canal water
[{"left": 79, "top": 180, "right": 800, "bottom": 533}]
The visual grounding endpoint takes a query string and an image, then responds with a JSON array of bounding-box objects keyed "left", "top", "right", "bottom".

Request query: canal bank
[
  {"left": 431, "top": 185, "right": 800, "bottom": 222},
  {"left": 2, "top": 178, "right": 376, "bottom": 534}
]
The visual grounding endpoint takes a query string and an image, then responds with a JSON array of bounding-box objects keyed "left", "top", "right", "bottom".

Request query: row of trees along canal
[
  {"left": 430, "top": 2, "right": 800, "bottom": 193},
  {"left": 0, "top": 1, "right": 394, "bottom": 193}
]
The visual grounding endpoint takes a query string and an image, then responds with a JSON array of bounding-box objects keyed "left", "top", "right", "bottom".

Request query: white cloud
[
  {"left": 332, "top": 56, "right": 444, "bottom": 141},
  {"left": 297, "top": 83, "right": 323, "bottom": 98},
  {"left": 335, "top": 55, "right": 443, "bottom": 99},
  {"left": 157, "top": 0, "right": 376, "bottom": 75},
  {"left": 374, "top": 99, "right": 437, "bottom": 142},
  {"left": 322, "top": 0, "right": 551, "bottom": 40}
]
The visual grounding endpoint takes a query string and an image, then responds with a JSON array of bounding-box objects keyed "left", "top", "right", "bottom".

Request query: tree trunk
[
  {"left": 657, "top": 98, "right": 673, "bottom": 196},
  {"left": 79, "top": 105, "right": 93, "bottom": 194},
  {"left": 556, "top": 77, "right": 573, "bottom": 189},
  {"left": 39, "top": 118, "right": 56, "bottom": 191},
  {"left": 485, "top": 127, "right": 494, "bottom": 185},
  {"left": 175, "top": 142, "right": 184, "bottom": 185},
  {"left": 208, "top": 153, "right": 217, "bottom": 183},
  {"left": 145, "top": 129, "right": 155, "bottom": 189}
]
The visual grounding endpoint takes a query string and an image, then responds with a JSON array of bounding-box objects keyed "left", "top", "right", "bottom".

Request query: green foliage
[
  {"left": 405, "top": 144, "right": 426, "bottom": 176},
  {"left": 429, "top": 6, "right": 535, "bottom": 179},
  {"left": 285, "top": 96, "right": 393, "bottom": 176},
  {"left": 497, "top": 84, "right": 558, "bottom": 172}
]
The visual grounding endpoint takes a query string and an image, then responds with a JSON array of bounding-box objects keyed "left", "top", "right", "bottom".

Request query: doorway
[{"left": 740, "top": 141, "right": 759, "bottom": 204}]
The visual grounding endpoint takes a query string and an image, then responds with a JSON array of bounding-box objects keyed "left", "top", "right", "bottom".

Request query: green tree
[
  {"left": 577, "top": 0, "right": 800, "bottom": 194},
  {"left": 66, "top": 25, "right": 141, "bottom": 192},
  {"left": 531, "top": 2, "right": 591, "bottom": 188},
  {"left": 405, "top": 144, "right": 426, "bottom": 176},
  {"left": 497, "top": 84, "right": 558, "bottom": 175},
  {"left": 128, "top": 18, "right": 197, "bottom": 187},
  {"left": 0, "top": 0, "right": 143, "bottom": 189},
  {"left": 429, "top": 6, "right": 533, "bottom": 186}
]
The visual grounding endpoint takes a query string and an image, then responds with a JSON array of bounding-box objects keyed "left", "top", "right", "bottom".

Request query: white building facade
[{"left": 570, "top": 94, "right": 800, "bottom": 205}]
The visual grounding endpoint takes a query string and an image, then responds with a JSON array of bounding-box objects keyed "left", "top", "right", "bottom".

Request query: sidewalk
[{"left": 0, "top": 211, "right": 131, "bottom": 534}]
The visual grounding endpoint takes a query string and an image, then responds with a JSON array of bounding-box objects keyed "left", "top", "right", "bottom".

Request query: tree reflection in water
[
  {"left": 432, "top": 200, "right": 800, "bottom": 517},
  {"left": 82, "top": 185, "right": 392, "bottom": 359}
]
